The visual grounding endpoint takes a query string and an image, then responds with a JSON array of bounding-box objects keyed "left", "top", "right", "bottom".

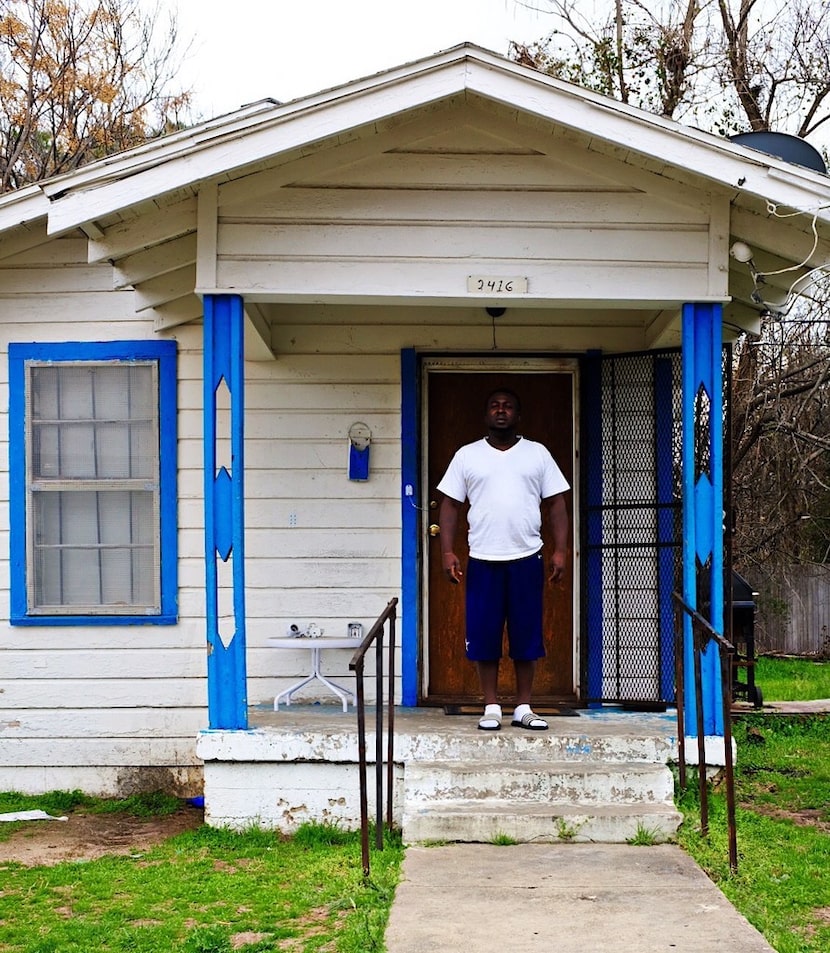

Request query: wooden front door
[{"left": 424, "top": 368, "right": 576, "bottom": 705}]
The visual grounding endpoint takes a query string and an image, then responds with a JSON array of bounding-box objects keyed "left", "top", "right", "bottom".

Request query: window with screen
[{"left": 9, "top": 341, "right": 177, "bottom": 625}]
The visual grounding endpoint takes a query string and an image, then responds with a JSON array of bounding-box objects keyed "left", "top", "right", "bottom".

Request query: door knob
[{"left": 428, "top": 524, "right": 440, "bottom": 537}]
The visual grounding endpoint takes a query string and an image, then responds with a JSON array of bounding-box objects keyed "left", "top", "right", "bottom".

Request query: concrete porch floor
[{"left": 246, "top": 701, "right": 680, "bottom": 747}]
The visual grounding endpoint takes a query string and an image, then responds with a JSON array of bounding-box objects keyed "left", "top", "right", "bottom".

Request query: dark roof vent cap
[{"left": 729, "top": 131, "right": 826, "bottom": 174}]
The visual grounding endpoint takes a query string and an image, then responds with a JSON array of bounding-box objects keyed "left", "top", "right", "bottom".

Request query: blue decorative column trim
[
  {"left": 681, "top": 302, "right": 724, "bottom": 736},
  {"left": 400, "top": 348, "right": 419, "bottom": 706},
  {"left": 204, "top": 294, "right": 248, "bottom": 729}
]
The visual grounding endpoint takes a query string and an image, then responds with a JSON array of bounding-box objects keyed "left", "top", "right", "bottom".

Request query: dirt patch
[
  {"left": 0, "top": 805, "right": 204, "bottom": 867},
  {"left": 742, "top": 802, "right": 830, "bottom": 832}
]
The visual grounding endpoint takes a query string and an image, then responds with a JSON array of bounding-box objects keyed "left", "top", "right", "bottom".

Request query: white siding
[
  {"left": 240, "top": 346, "right": 402, "bottom": 710},
  {"left": 0, "top": 239, "right": 206, "bottom": 794}
]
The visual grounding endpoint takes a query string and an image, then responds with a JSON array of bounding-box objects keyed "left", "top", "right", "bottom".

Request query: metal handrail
[
  {"left": 349, "top": 597, "right": 398, "bottom": 878},
  {"left": 672, "top": 591, "right": 738, "bottom": 873}
]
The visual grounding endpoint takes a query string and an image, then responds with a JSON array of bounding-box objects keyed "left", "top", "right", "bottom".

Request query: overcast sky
[{"left": 173, "top": 0, "right": 552, "bottom": 119}]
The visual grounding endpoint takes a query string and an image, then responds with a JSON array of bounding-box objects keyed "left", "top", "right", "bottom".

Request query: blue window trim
[{"left": 8, "top": 340, "right": 178, "bottom": 626}]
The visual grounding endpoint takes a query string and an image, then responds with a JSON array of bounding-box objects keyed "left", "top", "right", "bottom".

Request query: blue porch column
[
  {"left": 681, "top": 302, "right": 724, "bottom": 737},
  {"left": 204, "top": 294, "right": 248, "bottom": 729}
]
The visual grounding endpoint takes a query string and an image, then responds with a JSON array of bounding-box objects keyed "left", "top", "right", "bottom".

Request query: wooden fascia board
[
  {"left": 31, "top": 43, "right": 830, "bottom": 245},
  {"left": 722, "top": 304, "right": 762, "bottom": 339},
  {"left": 44, "top": 63, "right": 472, "bottom": 235},
  {"left": 0, "top": 186, "right": 49, "bottom": 234},
  {"left": 465, "top": 67, "right": 830, "bottom": 230},
  {"left": 708, "top": 193, "right": 731, "bottom": 298},
  {"left": 36, "top": 48, "right": 478, "bottom": 199},
  {"left": 236, "top": 290, "right": 729, "bottom": 309}
]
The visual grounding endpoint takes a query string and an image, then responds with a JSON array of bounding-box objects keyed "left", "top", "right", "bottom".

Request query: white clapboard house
[{"left": 1, "top": 45, "right": 828, "bottom": 837}]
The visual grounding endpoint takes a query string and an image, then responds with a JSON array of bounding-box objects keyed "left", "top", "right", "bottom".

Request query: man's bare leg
[
  {"left": 477, "top": 659, "right": 500, "bottom": 704},
  {"left": 513, "top": 659, "right": 536, "bottom": 706}
]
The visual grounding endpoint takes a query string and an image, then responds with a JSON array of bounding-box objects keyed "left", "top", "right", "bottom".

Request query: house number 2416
[{"left": 467, "top": 275, "right": 528, "bottom": 294}]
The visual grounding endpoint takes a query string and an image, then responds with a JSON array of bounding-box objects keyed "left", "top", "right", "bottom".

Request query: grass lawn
[
  {"left": 1, "top": 657, "right": 828, "bottom": 952},
  {"left": 677, "top": 657, "right": 830, "bottom": 953},
  {"left": 755, "top": 655, "right": 830, "bottom": 701},
  {"left": 0, "top": 794, "right": 403, "bottom": 953}
]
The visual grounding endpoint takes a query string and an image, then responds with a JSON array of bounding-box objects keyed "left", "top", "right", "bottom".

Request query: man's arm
[
  {"left": 438, "top": 496, "right": 464, "bottom": 584},
  {"left": 544, "top": 493, "right": 569, "bottom": 583}
]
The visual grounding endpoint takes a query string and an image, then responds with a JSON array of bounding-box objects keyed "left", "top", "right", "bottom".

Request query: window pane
[
  {"left": 32, "top": 490, "right": 158, "bottom": 610},
  {"left": 30, "top": 364, "right": 156, "bottom": 479}
]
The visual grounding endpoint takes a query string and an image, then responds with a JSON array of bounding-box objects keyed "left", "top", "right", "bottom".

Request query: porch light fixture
[
  {"left": 729, "top": 239, "right": 829, "bottom": 318},
  {"left": 730, "top": 240, "right": 770, "bottom": 306},
  {"left": 729, "top": 241, "right": 754, "bottom": 263}
]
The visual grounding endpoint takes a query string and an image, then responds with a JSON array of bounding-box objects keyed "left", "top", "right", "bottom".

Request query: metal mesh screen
[{"left": 583, "top": 351, "right": 683, "bottom": 705}]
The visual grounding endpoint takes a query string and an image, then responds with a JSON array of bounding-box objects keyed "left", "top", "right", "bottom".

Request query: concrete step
[
  {"left": 404, "top": 759, "right": 675, "bottom": 805},
  {"left": 401, "top": 757, "right": 682, "bottom": 844},
  {"left": 402, "top": 800, "right": 684, "bottom": 844},
  {"left": 400, "top": 728, "right": 677, "bottom": 766}
]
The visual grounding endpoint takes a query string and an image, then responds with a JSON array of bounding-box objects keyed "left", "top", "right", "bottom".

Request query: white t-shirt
[{"left": 437, "top": 436, "right": 570, "bottom": 561}]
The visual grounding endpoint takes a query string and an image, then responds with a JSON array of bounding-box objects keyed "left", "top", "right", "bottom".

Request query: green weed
[
  {"left": 626, "top": 823, "right": 662, "bottom": 846},
  {"left": 489, "top": 831, "right": 518, "bottom": 845},
  {"left": 554, "top": 817, "right": 582, "bottom": 841}
]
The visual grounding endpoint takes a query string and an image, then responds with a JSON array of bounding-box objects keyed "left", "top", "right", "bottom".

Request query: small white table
[{"left": 267, "top": 637, "right": 359, "bottom": 712}]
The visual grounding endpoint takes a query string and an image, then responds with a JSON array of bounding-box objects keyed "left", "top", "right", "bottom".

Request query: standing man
[{"left": 437, "top": 388, "right": 570, "bottom": 731}]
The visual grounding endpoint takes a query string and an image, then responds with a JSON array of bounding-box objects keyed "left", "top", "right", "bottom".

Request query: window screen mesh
[{"left": 27, "top": 362, "right": 160, "bottom": 613}]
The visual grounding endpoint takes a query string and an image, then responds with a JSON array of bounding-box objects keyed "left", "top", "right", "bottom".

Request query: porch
[{"left": 197, "top": 703, "right": 684, "bottom": 843}]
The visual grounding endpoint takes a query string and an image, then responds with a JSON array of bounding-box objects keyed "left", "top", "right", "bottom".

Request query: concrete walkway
[{"left": 384, "top": 843, "right": 776, "bottom": 953}]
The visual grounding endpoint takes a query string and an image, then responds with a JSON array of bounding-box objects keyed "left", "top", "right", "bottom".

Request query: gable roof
[{"left": 1, "top": 42, "right": 829, "bottom": 321}]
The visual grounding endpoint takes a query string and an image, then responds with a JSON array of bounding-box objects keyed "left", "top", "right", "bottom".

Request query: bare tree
[
  {"left": 512, "top": 1, "right": 830, "bottom": 139},
  {"left": 0, "top": 0, "right": 192, "bottom": 192},
  {"left": 513, "top": 1, "right": 830, "bottom": 591},
  {"left": 731, "top": 311, "right": 830, "bottom": 575}
]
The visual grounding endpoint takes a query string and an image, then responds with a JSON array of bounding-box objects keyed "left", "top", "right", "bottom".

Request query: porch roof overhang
[{"left": 1, "top": 43, "right": 829, "bottom": 332}]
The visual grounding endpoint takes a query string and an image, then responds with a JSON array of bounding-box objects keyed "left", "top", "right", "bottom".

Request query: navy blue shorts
[{"left": 464, "top": 551, "right": 545, "bottom": 661}]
